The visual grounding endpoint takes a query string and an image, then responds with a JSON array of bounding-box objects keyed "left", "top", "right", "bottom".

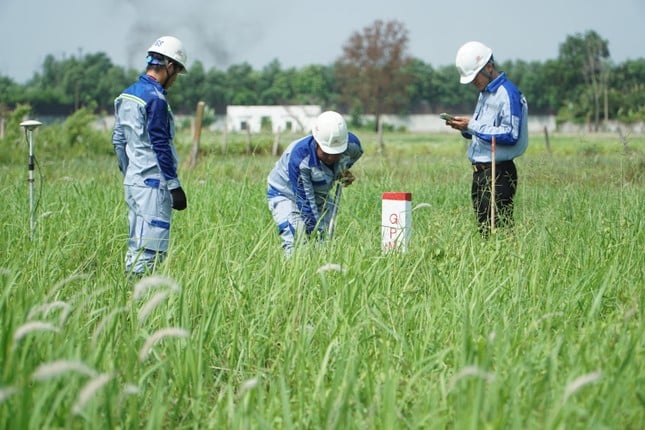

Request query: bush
[
  {"left": 0, "top": 104, "right": 34, "bottom": 165},
  {"left": 45, "top": 107, "right": 112, "bottom": 158}
]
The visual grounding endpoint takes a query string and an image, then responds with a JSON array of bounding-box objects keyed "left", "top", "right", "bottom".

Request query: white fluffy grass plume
[{"left": 138, "top": 327, "right": 190, "bottom": 362}]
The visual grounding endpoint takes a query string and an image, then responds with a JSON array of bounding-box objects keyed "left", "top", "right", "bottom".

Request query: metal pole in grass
[
  {"left": 327, "top": 182, "right": 342, "bottom": 240},
  {"left": 490, "top": 135, "right": 496, "bottom": 233},
  {"left": 20, "top": 120, "right": 42, "bottom": 241}
]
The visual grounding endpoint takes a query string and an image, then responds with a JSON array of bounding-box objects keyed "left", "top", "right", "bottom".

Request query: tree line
[{"left": 0, "top": 22, "right": 643, "bottom": 131}]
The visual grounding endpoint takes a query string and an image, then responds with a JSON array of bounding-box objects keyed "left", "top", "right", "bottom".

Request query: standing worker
[
  {"left": 267, "top": 111, "right": 363, "bottom": 257},
  {"left": 444, "top": 41, "right": 528, "bottom": 234},
  {"left": 112, "top": 35, "right": 188, "bottom": 276}
]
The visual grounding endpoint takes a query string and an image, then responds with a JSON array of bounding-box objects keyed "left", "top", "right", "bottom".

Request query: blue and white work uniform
[
  {"left": 112, "top": 74, "right": 181, "bottom": 274},
  {"left": 461, "top": 71, "right": 529, "bottom": 231},
  {"left": 267, "top": 133, "right": 363, "bottom": 256},
  {"left": 462, "top": 71, "right": 528, "bottom": 164}
]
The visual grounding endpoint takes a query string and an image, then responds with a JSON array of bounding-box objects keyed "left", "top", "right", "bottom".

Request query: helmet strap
[
  {"left": 160, "top": 62, "right": 179, "bottom": 89},
  {"left": 480, "top": 63, "right": 494, "bottom": 83}
]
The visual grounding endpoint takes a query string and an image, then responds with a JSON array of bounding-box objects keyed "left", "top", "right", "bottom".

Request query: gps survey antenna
[
  {"left": 327, "top": 182, "right": 342, "bottom": 240},
  {"left": 20, "top": 120, "right": 42, "bottom": 240}
]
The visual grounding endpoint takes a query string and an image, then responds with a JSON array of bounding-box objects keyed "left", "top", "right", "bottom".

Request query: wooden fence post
[
  {"left": 272, "top": 127, "right": 281, "bottom": 156},
  {"left": 222, "top": 116, "right": 228, "bottom": 155},
  {"left": 617, "top": 128, "right": 629, "bottom": 153},
  {"left": 246, "top": 126, "right": 252, "bottom": 154},
  {"left": 543, "top": 126, "right": 552, "bottom": 156},
  {"left": 377, "top": 118, "right": 385, "bottom": 155},
  {"left": 188, "top": 101, "right": 206, "bottom": 168}
]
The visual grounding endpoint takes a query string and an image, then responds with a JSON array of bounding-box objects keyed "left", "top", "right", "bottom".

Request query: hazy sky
[{"left": 1, "top": 0, "right": 644, "bottom": 83}]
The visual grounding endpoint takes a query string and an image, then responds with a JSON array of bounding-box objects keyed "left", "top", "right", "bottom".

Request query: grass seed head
[
  {"left": 27, "top": 301, "right": 72, "bottom": 325},
  {"left": 122, "top": 384, "right": 140, "bottom": 396},
  {"left": 563, "top": 371, "right": 602, "bottom": 401},
  {"left": 237, "top": 378, "right": 259, "bottom": 397},
  {"left": 45, "top": 274, "right": 90, "bottom": 302},
  {"left": 91, "top": 306, "right": 128, "bottom": 346},
  {"left": 0, "top": 386, "right": 18, "bottom": 404},
  {"left": 133, "top": 275, "right": 180, "bottom": 300},
  {"left": 448, "top": 366, "right": 495, "bottom": 391},
  {"left": 13, "top": 321, "right": 60, "bottom": 343},
  {"left": 31, "top": 360, "right": 98, "bottom": 381},
  {"left": 72, "top": 373, "right": 113, "bottom": 415},
  {"left": 138, "top": 291, "right": 170, "bottom": 324},
  {"left": 316, "top": 263, "right": 345, "bottom": 274},
  {"left": 138, "top": 327, "right": 190, "bottom": 362}
]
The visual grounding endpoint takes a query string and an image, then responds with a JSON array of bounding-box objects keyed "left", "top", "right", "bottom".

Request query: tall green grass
[{"left": 0, "top": 130, "right": 643, "bottom": 429}]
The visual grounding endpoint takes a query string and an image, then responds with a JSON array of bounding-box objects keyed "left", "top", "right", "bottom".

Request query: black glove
[
  {"left": 170, "top": 187, "right": 187, "bottom": 210},
  {"left": 339, "top": 170, "right": 355, "bottom": 186}
]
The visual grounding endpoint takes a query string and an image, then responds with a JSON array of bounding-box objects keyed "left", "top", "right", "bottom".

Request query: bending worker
[
  {"left": 444, "top": 41, "right": 529, "bottom": 234},
  {"left": 112, "top": 36, "right": 189, "bottom": 276},
  {"left": 267, "top": 111, "right": 363, "bottom": 256}
]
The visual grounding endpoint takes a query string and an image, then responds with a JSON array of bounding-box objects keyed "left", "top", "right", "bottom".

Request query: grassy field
[{"left": 0, "top": 129, "right": 643, "bottom": 429}]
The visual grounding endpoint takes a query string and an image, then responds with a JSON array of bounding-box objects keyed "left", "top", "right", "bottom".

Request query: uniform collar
[
  {"left": 308, "top": 136, "right": 321, "bottom": 167},
  {"left": 140, "top": 74, "right": 167, "bottom": 94},
  {"left": 484, "top": 71, "right": 506, "bottom": 93}
]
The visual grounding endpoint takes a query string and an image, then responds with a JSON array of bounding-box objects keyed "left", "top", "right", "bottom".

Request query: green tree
[
  {"left": 401, "top": 58, "right": 434, "bottom": 113},
  {"left": 609, "top": 59, "right": 645, "bottom": 122},
  {"left": 27, "top": 55, "right": 73, "bottom": 114},
  {"left": 3, "top": 29, "right": 644, "bottom": 125},
  {"left": 257, "top": 59, "right": 294, "bottom": 105},
  {"left": 23, "top": 52, "right": 129, "bottom": 115},
  {"left": 172, "top": 60, "right": 207, "bottom": 113},
  {"left": 430, "top": 65, "right": 473, "bottom": 114},
  {"left": 0, "top": 104, "right": 32, "bottom": 153},
  {"left": 291, "top": 64, "right": 335, "bottom": 106},
  {"left": 103, "top": 65, "right": 134, "bottom": 114},
  {"left": 80, "top": 53, "right": 129, "bottom": 113},
  {"left": 501, "top": 60, "right": 556, "bottom": 115},
  {"left": 174, "top": 63, "right": 230, "bottom": 114},
  {"left": 224, "top": 63, "right": 259, "bottom": 105},
  {"left": 0, "top": 76, "right": 22, "bottom": 106},
  {"left": 558, "top": 30, "right": 610, "bottom": 129},
  {"left": 202, "top": 67, "right": 230, "bottom": 114}
]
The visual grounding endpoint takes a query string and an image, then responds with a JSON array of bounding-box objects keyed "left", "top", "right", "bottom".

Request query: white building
[{"left": 226, "top": 105, "right": 322, "bottom": 133}]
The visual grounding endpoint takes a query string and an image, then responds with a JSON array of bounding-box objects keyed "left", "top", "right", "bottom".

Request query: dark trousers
[{"left": 471, "top": 160, "right": 517, "bottom": 234}]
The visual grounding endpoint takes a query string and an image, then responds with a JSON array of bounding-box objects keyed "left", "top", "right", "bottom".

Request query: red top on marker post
[{"left": 382, "top": 192, "right": 412, "bottom": 201}]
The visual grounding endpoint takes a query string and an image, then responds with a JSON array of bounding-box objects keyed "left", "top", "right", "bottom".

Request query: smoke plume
[{"left": 119, "top": 0, "right": 272, "bottom": 70}]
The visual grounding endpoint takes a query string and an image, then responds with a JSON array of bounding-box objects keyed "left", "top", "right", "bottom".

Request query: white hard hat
[
  {"left": 455, "top": 41, "right": 493, "bottom": 84},
  {"left": 312, "top": 111, "right": 348, "bottom": 155},
  {"left": 147, "top": 36, "right": 188, "bottom": 73}
]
